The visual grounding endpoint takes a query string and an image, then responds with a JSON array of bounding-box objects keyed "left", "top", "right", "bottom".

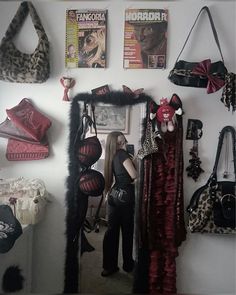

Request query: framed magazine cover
[
  {"left": 91, "top": 105, "right": 130, "bottom": 134},
  {"left": 65, "top": 9, "right": 107, "bottom": 68},
  {"left": 123, "top": 9, "right": 168, "bottom": 69}
]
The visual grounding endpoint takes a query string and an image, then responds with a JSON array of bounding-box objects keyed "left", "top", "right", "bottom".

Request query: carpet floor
[{"left": 80, "top": 224, "right": 133, "bottom": 294}]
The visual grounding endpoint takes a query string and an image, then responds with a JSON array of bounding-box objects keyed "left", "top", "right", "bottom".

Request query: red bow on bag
[{"left": 192, "top": 59, "right": 225, "bottom": 94}]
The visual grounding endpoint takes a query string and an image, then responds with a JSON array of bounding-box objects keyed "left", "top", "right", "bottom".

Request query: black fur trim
[{"left": 64, "top": 91, "right": 154, "bottom": 293}]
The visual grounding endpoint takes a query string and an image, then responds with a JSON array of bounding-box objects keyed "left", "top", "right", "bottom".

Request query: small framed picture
[
  {"left": 91, "top": 84, "right": 110, "bottom": 95},
  {"left": 91, "top": 104, "right": 130, "bottom": 134}
]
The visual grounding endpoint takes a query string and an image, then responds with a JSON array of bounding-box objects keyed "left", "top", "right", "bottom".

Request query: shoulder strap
[
  {"left": 175, "top": 6, "right": 224, "bottom": 64},
  {"left": 4, "top": 1, "right": 48, "bottom": 41},
  {"left": 209, "top": 126, "right": 236, "bottom": 184},
  {"left": 91, "top": 102, "right": 98, "bottom": 137}
]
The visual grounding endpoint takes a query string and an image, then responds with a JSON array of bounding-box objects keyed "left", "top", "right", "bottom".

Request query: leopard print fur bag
[
  {"left": 187, "top": 126, "right": 236, "bottom": 234},
  {"left": 0, "top": 1, "right": 50, "bottom": 83}
]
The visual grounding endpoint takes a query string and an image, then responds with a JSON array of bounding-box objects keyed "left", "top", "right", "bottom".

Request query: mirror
[
  {"left": 79, "top": 104, "right": 145, "bottom": 293},
  {"left": 64, "top": 91, "right": 152, "bottom": 293}
]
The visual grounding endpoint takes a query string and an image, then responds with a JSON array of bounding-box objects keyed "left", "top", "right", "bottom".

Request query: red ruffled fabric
[{"left": 140, "top": 118, "right": 186, "bottom": 294}]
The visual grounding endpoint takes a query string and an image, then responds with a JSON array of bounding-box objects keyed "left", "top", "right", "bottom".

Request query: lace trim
[{"left": 0, "top": 177, "right": 48, "bottom": 199}]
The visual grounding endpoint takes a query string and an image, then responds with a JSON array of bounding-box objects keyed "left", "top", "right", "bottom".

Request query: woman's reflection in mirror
[{"left": 101, "top": 131, "right": 137, "bottom": 277}]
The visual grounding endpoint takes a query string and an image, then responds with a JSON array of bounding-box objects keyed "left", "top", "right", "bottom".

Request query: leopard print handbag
[
  {"left": 137, "top": 119, "right": 159, "bottom": 160},
  {"left": 187, "top": 126, "right": 236, "bottom": 234},
  {"left": 0, "top": 1, "right": 50, "bottom": 83}
]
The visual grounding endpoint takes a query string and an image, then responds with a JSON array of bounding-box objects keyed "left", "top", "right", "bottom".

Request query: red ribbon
[{"left": 192, "top": 59, "right": 225, "bottom": 94}]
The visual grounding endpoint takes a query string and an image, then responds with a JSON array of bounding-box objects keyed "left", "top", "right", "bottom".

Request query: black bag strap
[
  {"left": 91, "top": 102, "right": 98, "bottom": 137},
  {"left": 209, "top": 126, "right": 236, "bottom": 185},
  {"left": 175, "top": 6, "right": 224, "bottom": 64},
  {"left": 73, "top": 101, "right": 99, "bottom": 147},
  {"left": 4, "top": 1, "right": 48, "bottom": 41}
]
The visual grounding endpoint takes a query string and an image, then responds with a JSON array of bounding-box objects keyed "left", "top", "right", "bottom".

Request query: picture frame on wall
[
  {"left": 123, "top": 8, "right": 168, "bottom": 69},
  {"left": 65, "top": 9, "right": 108, "bottom": 68},
  {"left": 91, "top": 104, "right": 129, "bottom": 134}
]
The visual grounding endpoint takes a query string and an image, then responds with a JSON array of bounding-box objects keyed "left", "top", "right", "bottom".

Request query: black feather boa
[{"left": 64, "top": 91, "right": 154, "bottom": 293}]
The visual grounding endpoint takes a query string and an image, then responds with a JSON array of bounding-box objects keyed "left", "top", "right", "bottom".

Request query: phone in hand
[{"left": 126, "top": 144, "right": 134, "bottom": 156}]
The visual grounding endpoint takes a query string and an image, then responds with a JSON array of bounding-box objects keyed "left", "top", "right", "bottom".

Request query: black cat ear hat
[
  {"left": 2, "top": 265, "right": 25, "bottom": 293},
  {"left": 0, "top": 205, "right": 22, "bottom": 253}
]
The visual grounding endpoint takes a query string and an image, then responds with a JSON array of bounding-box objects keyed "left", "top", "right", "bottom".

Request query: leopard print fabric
[
  {"left": 221, "top": 72, "right": 236, "bottom": 112},
  {"left": 0, "top": 1, "right": 50, "bottom": 83},
  {"left": 137, "top": 120, "right": 159, "bottom": 159},
  {"left": 188, "top": 186, "right": 236, "bottom": 234}
]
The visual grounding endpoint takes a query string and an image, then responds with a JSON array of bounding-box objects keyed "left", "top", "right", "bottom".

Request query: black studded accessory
[{"left": 186, "top": 119, "right": 204, "bottom": 181}]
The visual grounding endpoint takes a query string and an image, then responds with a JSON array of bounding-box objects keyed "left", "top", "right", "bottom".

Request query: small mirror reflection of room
[
  {"left": 80, "top": 105, "right": 143, "bottom": 294},
  {"left": 80, "top": 161, "right": 135, "bottom": 294}
]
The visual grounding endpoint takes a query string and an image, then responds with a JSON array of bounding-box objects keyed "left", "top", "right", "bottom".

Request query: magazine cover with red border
[
  {"left": 123, "top": 9, "right": 168, "bottom": 69},
  {"left": 65, "top": 9, "right": 107, "bottom": 68}
]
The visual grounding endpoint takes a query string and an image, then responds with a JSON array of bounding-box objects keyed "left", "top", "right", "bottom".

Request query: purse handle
[
  {"left": 4, "top": 1, "right": 48, "bottom": 41},
  {"left": 175, "top": 6, "right": 224, "bottom": 64},
  {"left": 209, "top": 126, "right": 236, "bottom": 185},
  {"left": 91, "top": 102, "right": 98, "bottom": 137}
]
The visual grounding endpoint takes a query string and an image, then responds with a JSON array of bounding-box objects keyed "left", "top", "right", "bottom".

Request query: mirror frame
[{"left": 64, "top": 91, "right": 154, "bottom": 293}]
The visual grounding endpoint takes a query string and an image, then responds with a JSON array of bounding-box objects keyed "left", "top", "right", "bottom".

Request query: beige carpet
[{"left": 80, "top": 224, "right": 133, "bottom": 294}]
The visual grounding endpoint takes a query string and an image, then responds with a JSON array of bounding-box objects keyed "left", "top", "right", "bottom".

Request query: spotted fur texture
[
  {"left": 0, "top": 1, "right": 50, "bottom": 83},
  {"left": 188, "top": 186, "right": 236, "bottom": 234}
]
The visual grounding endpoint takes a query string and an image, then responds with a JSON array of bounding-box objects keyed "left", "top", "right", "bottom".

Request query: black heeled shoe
[{"left": 101, "top": 267, "right": 119, "bottom": 277}]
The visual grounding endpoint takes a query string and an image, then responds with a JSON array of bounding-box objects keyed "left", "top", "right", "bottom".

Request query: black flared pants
[{"left": 102, "top": 198, "right": 134, "bottom": 272}]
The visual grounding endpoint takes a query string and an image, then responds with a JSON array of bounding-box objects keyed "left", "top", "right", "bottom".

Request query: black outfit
[{"left": 102, "top": 149, "right": 135, "bottom": 273}]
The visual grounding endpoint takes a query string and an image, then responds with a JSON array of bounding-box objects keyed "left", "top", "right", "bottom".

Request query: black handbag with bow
[{"left": 168, "top": 6, "right": 227, "bottom": 94}]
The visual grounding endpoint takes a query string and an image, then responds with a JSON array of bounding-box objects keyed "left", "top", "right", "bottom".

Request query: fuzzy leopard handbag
[
  {"left": 187, "top": 126, "right": 236, "bottom": 234},
  {"left": 0, "top": 1, "right": 50, "bottom": 83}
]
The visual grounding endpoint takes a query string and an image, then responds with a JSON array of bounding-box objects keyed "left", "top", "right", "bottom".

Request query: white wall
[{"left": 0, "top": 1, "right": 235, "bottom": 294}]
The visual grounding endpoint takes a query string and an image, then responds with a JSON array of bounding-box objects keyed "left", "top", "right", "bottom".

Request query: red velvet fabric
[{"left": 140, "top": 118, "right": 186, "bottom": 294}]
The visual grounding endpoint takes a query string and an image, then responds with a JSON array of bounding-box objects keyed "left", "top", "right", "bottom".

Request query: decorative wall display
[
  {"left": 90, "top": 104, "right": 129, "bottom": 134},
  {"left": 60, "top": 77, "right": 76, "bottom": 101},
  {"left": 123, "top": 9, "right": 168, "bottom": 69},
  {"left": 65, "top": 9, "right": 107, "bottom": 68}
]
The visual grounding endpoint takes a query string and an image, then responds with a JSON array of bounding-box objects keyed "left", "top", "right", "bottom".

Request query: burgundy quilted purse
[
  {"left": 6, "top": 98, "right": 51, "bottom": 142},
  {"left": 6, "top": 138, "right": 49, "bottom": 161},
  {"left": 0, "top": 98, "right": 51, "bottom": 161}
]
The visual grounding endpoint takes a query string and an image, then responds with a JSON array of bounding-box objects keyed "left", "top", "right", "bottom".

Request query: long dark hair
[{"left": 104, "top": 131, "right": 123, "bottom": 194}]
